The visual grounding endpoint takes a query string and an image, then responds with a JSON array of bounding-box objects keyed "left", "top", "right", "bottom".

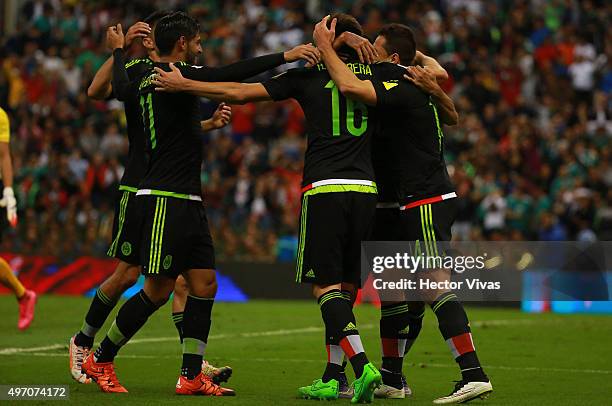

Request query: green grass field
[{"left": 0, "top": 296, "right": 611, "bottom": 405}]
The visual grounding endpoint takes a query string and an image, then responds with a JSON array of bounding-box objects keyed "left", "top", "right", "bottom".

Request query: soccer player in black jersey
[
  {"left": 314, "top": 17, "right": 493, "bottom": 404},
  {"left": 80, "top": 12, "right": 319, "bottom": 395},
  {"left": 68, "top": 11, "right": 232, "bottom": 386},
  {"left": 149, "top": 13, "right": 408, "bottom": 403}
]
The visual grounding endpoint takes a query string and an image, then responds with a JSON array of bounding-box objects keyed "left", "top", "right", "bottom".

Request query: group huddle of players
[{"left": 64, "top": 10, "right": 493, "bottom": 404}]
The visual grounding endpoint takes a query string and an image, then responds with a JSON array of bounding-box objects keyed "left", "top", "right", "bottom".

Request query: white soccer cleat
[
  {"left": 201, "top": 360, "right": 233, "bottom": 384},
  {"left": 402, "top": 374, "right": 413, "bottom": 396},
  {"left": 433, "top": 380, "right": 493, "bottom": 404},
  {"left": 338, "top": 373, "right": 353, "bottom": 399},
  {"left": 374, "top": 383, "right": 406, "bottom": 399},
  {"left": 69, "top": 335, "right": 92, "bottom": 384}
]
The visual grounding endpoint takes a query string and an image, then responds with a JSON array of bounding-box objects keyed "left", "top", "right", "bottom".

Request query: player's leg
[
  {"left": 70, "top": 261, "right": 139, "bottom": 383},
  {"left": 173, "top": 200, "right": 234, "bottom": 396},
  {"left": 295, "top": 191, "right": 349, "bottom": 400},
  {"left": 412, "top": 201, "right": 492, "bottom": 404},
  {"left": 82, "top": 194, "right": 171, "bottom": 393},
  {"left": 175, "top": 268, "right": 233, "bottom": 396},
  {"left": 172, "top": 273, "right": 233, "bottom": 385},
  {"left": 342, "top": 192, "right": 381, "bottom": 403},
  {"left": 70, "top": 189, "right": 142, "bottom": 383},
  {"left": 172, "top": 274, "right": 188, "bottom": 342},
  {"left": 369, "top": 207, "right": 412, "bottom": 398},
  {"left": 73, "top": 262, "right": 140, "bottom": 348},
  {"left": 83, "top": 275, "right": 172, "bottom": 393},
  {"left": 336, "top": 283, "right": 356, "bottom": 398},
  {"left": 0, "top": 256, "right": 37, "bottom": 330},
  {"left": 400, "top": 301, "right": 425, "bottom": 393}
]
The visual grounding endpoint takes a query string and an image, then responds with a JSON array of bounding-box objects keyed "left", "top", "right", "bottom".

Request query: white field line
[
  {"left": 0, "top": 325, "right": 370, "bottom": 355},
  {"left": 1, "top": 318, "right": 608, "bottom": 375},
  {"left": 0, "top": 319, "right": 531, "bottom": 355},
  {"left": 0, "top": 319, "right": 537, "bottom": 356}
]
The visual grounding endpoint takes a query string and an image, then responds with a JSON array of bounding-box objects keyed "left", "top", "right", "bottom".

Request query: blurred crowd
[{"left": 0, "top": 0, "right": 610, "bottom": 262}]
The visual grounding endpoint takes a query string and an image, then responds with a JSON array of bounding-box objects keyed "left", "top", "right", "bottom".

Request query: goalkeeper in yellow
[{"left": 0, "top": 106, "right": 37, "bottom": 330}]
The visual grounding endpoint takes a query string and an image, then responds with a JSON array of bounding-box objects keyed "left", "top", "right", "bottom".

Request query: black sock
[
  {"left": 321, "top": 289, "right": 354, "bottom": 383},
  {"left": 380, "top": 368, "right": 403, "bottom": 389},
  {"left": 75, "top": 289, "right": 118, "bottom": 348},
  {"left": 348, "top": 353, "right": 369, "bottom": 377},
  {"left": 181, "top": 295, "right": 214, "bottom": 379},
  {"left": 94, "top": 290, "right": 158, "bottom": 363},
  {"left": 318, "top": 290, "right": 369, "bottom": 378},
  {"left": 380, "top": 302, "right": 411, "bottom": 372},
  {"left": 403, "top": 301, "right": 425, "bottom": 358},
  {"left": 172, "top": 311, "right": 184, "bottom": 343},
  {"left": 431, "top": 292, "right": 488, "bottom": 382},
  {"left": 458, "top": 352, "right": 487, "bottom": 382},
  {"left": 322, "top": 324, "right": 343, "bottom": 383},
  {"left": 322, "top": 362, "right": 344, "bottom": 383}
]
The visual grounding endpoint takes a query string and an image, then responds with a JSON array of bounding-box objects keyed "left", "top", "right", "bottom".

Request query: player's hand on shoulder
[
  {"left": 106, "top": 23, "right": 125, "bottom": 51},
  {"left": 284, "top": 43, "right": 321, "bottom": 67},
  {"left": 404, "top": 65, "right": 438, "bottom": 93},
  {"left": 152, "top": 63, "right": 187, "bottom": 93},
  {"left": 125, "top": 22, "right": 151, "bottom": 49}
]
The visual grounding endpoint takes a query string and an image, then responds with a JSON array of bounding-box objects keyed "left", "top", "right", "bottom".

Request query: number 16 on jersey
[{"left": 324, "top": 80, "right": 368, "bottom": 137}]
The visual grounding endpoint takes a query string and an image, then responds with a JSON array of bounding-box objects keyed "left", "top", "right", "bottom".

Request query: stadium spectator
[{"left": 0, "top": 0, "right": 609, "bottom": 261}]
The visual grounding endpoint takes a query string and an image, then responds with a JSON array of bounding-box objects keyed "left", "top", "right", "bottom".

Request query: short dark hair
[
  {"left": 154, "top": 11, "right": 200, "bottom": 56},
  {"left": 144, "top": 10, "right": 173, "bottom": 28},
  {"left": 328, "top": 13, "right": 363, "bottom": 61},
  {"left": 328, "top": 13, "right": 363, "bottom": 36},
  {"left": 378, "top": 23, "right": 416, "bottom": 66}
]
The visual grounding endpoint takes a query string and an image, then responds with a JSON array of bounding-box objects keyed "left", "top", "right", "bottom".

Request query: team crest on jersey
[
  {"left": 383, "top": 81, "right": 399, "bottom": 90},
  {"left": 163, "top": 255, "right": 173, "bottom": 270},
  {"left": 121, "top": 242, "right": 132, "bottom": 256}
]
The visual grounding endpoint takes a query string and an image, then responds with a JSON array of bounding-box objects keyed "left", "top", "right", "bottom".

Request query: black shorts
[
  {"left": 296, "top": 187, "right": 377, "bottom": 286},
  {"left": 400, "top": 198, "right": 458, "bottom": 254},
  {"left": 139, "top": 195, "right": 214, "bottom": 278},
  {"left": 107, "top": 187, "right": 143, "bottom": 265},
  {"left": 372, "top": 205, "right": 403, "bottom": 241}
]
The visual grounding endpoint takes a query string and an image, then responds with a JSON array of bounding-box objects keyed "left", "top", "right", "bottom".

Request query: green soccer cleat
[
  {"left": 351, "top": 363, "right": 382, "bottom": 404},
  {"left": 298, "top": 378, "right": 339, "bottom": 400}
]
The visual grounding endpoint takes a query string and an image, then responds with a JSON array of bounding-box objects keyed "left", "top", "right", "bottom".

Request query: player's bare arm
[
  {"left": 201, "top": 103, "right": 232, "bottom": 131},
  {"left": 314, "top": 16, "right": 378, "bottom": 106},
  {"left": 404, "top": 65, "right": 458, "bottom": 125},
  {"left": 152, "top": 64, "right": 272, "bottom": 104},
  {"left": 87, "top": 22, "right": 151, "bottom": 100},
  {"left": 413, "top": 50, "right": 448, "bottom": 82}
]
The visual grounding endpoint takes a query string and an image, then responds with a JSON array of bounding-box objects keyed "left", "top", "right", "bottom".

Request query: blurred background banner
[{"left": 0, "top": 253, "right": 312, "bottom": 300}]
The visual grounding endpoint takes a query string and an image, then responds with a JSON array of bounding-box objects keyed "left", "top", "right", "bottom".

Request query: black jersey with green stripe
[
  {"left": 111, "top": 49, "right": 287, "bottom": 196},
  {"left": 263, "top": 62, "right": 388, "bottom": 187},
  {"left": 369, "top": 63, "right": 454, "bottom": 205},
  {"left": 117, "top": 58, "right": 153, "bottom": 189}
]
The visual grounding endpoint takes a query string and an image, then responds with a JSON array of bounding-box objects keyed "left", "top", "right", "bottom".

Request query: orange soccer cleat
[
  {"left": 81, "top": 353, "right": 128, "bottom": 393},
  {"left": 18, "top": 290, "right": 37, "bottom": 330},
  {"left": 175, "top": 372, "right": 236, "bottom": 396}
]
